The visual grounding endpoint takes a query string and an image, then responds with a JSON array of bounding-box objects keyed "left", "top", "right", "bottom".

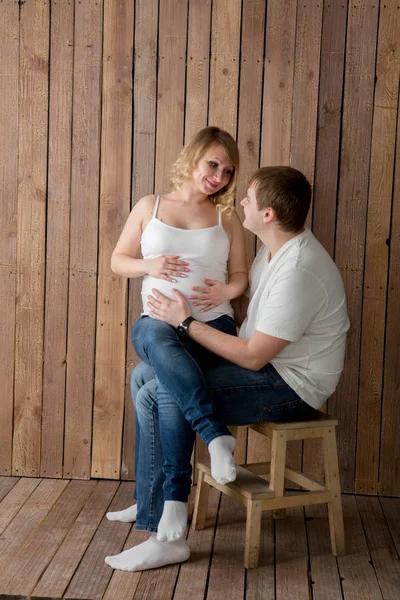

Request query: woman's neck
[{"left": 174, "top": 182, "right": 210, "bottom": 206}]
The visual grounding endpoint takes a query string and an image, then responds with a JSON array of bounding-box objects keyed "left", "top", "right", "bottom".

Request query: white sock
[
  {"left": 105, "top": 534, "right": 190, "bottom": 572},
  {"left": 156, "top": 500, "right": 188, "bottom": 542},
  {"left": 208, "top": 435, "right": 237, "bottom": 484},
  {"left": 106, "top": 503, "right": 137, "bottom": 523}
]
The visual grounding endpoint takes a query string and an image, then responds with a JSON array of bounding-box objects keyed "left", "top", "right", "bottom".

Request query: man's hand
[
  {"left": 147, "top": 288, "right": 192, "bottom": 327},
  {"left": 189, "top": 278, "right": 229, "bottom": 312}
]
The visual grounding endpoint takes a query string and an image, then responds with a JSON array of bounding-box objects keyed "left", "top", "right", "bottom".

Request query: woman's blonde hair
[{"left": 170, "top": 126, "right": 239, "bottom": 214}]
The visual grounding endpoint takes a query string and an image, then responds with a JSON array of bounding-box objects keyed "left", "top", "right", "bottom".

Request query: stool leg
[
  {"left": 323, "top": 427, "right": 345, "bottom": 556},
  {"left": 245, "top": 500, "right": 262, "bottom": 569},
  {"left": 192, "top": 469, "right": 210, "bottom": 530},
  {"left": 269, "top": 430, "right": 287, "bottom": 496}
]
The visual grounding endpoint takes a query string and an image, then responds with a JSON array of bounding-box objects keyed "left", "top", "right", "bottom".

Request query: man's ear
[{"left": 263, "top": 206, "right": 276, "bottom": 223}]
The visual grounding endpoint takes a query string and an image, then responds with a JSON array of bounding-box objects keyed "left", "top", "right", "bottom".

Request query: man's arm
[
  {"left": 185, "top": 322, "right": 288, "bottom": 370},
  {"left": 147, "top": 288, "right": 288, "bottom": 371}
]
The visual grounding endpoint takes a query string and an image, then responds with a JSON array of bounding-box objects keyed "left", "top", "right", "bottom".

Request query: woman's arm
[
  {"left": 190, "top": 209, "right": 248, "bottom": 311},
  {"left": 231, "top": 295, "right": 250, "bottom": 327},
  {"left": 111, "top": 195, "right": 189, "bottom": 282},
  {"left": 224, "top": 209, "right": 248, "bottom": 298}
]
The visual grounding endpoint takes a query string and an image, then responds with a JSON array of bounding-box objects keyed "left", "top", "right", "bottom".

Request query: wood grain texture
[
  {"left": 312, "top": 0, "right": 347, "bottom": 257},
  {"left": 0, "top": 0, "right": 399, "bottom": 501},
  {"left": 0, "top": 477, "right": 19, "bottom": 503},
  {"left": 154, "top": 0, "right": 187, "bottom": 192},
  {"left": 0, "top": 480, "right": 96, "bottom": 597},
  {"left": 356, "top": 1, "right": 400, "bottom": 495},
  {"left": 275, "top": 507, "right": 310, "bottom": 599},
  {"left": 379, "top": 80, "right": 400, "bottom": 497},
  {"left": 0, "top": 479, "right": 68, "bottom": 589},
  {"left": 0, "top": 477, "right": 40, "bottom": 535},
  {"left": 245, "top": 511, "right": 275, "bottom": 599},
  {"left": 330, "top": 0, "right": 379, "bottom": 493},
  {"left": 174, "top": 488, "right": 220, "bottom": 600},
  {"left": 236, "top": 0, "right": 265, "bottom": 265},
  {"left": 356, "top": 495, "right": 400, "bottom": 600},
  {"left": 0, "top": 0, "right": 19, "bottom": 477},
  {"left": 209, "top": 0, "right": 241, "bottom": 136},
  {"left": 261, "top": 0, "right": 297, "bottom": 166},
  {"left": 40, "top": 0, "right": 74, "bottom": 479},
  {"left": 13, "top": 0, "right": 49, "bottom": 477},
  {"left": 290, "top": 0, "right": 323, "bottom": 190},
  {"left": 63, "top": 0, "right": 103, "bottom": 479},
  {"left": 32, "top": 480, "right": 119, "bottom": 599},
  {"left": 206, "top": 494, "right": 246, "bottom": 599},
  {"left": 337, "top": 496, "right": 383, "bottom": 600},
  {"left": 122, "top": 0, "right": 159, "bottom": 481},
  {"left": 64, "top": 482, "right": 132, "bottom": 600},
  {"left": 92, "top": 0, "right": 134, "bottom": 480},
  {"left": 185, "top": 0, "right": 211, "bottom": 142},
  {"left": 303, "top": 1, "right": 348, "bottom": 484},
  {"left": 380, "top": 497, "right": 400, "bottom": 556},
  {"left": 305, "top": 504, "right": 343, "bottom": 600}
]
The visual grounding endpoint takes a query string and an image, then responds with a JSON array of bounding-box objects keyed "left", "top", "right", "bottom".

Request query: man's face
[{"left": 240, "top": 185, "right": 265, "bottom": 233}]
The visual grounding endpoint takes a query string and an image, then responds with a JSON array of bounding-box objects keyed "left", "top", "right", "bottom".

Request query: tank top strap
[
  {"left": 218, "top": 207, "right": 222, "bottom": 227},
  {"left": 153, "top": 194, "right": 160, "bottom": 218}
]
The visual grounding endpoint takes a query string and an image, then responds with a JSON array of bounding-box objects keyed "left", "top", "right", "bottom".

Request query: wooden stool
[{"left": 192, "top": 413, "right": 345, "bottom": 569}]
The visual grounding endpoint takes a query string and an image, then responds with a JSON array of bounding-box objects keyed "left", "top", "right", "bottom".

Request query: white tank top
[{"left": 140, "top": 195, "right": 234, "bottom": 322}]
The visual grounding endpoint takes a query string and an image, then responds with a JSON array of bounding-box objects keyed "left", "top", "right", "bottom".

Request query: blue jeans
[
  {"left": 131, "top": 356, "right": 319, "bottom": 532},
  {"left": 131, "top": 315, "right": 237, "bottom": 518}
]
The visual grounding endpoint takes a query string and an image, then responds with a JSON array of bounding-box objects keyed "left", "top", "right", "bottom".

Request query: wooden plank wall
[{"left": 1, "top": 0, "right": 400, "bottom": 497}]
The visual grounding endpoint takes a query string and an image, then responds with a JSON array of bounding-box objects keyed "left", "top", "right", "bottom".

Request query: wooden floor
[{"left": 0, "top": 478, "right": 399, "bottom": 600}]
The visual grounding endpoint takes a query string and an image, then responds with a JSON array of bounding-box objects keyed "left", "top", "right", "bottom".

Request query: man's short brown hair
[{"left": 249, "top": 166, "right": 312, "bottom": 232}]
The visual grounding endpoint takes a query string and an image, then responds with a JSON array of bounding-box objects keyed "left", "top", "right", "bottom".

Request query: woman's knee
[{"left": 131, "top": 316, "right": 176, "bottom": 348}]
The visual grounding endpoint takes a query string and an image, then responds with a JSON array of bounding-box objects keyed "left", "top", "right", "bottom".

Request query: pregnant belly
[
  {"left": 140, "top": 267, "right": 232, "bottom": 322},
  {"left": 142, "top": 271, "right": 216, "bottom": 307}
]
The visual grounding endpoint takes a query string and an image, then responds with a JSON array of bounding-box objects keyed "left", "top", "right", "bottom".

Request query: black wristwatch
[{"left": 177, "top": 316, "right": 196, "bottom": 337}]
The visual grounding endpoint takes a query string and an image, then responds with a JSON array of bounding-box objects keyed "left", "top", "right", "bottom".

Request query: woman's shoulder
[{"left": 135, "top": 194, "right": 157, "bottom": 211}]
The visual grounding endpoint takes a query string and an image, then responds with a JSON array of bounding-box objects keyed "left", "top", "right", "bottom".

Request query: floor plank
[
  {"left": 174, "top": 487, "right": 221, "bottom": 600},
  {"left": 337, "top": 495, "right": 383, "bottom": 600},
  {"left": 0, "top": 476, "right": 19, "bottom": 502},
  {"left": 380, "top": 497, "right": 400, "bottom": 557},
  {"left": 305, "top": 503, "right": 343, "bottom": 600},
  {"left": 0, "top": 482, "right": 396, "bottom": 600},
  {"left": 0, "top": 477, "right": 41, "bottom": 535},
  {"left": 206, "top": 494, "right": 246, "bottom": 600},
  {"left": 275, "top": 507, "right": 310, "bottom": 600},
  {"left": 102, "top": 526, "right": 147, "bottom": 600},
  {"left": 32, "top": 480, "right": 119, "bottom": 599},
  {"left": 245, "top": 511, "right": 275, "bottom": 600},
  {"left": 63, "top": 482, "right": 133, "bottom": 600},
  {"left": 128, "top": 488, "right": 198, "bottom": 600},
  {"left": 0, "top": 478, "right": 68, "bottom": 591},
  {"left": 356, "top": 496, "right": 400, "bottom": 600},
  {"left": 1, "top": 480, "right": 97, "bottom": 598}
]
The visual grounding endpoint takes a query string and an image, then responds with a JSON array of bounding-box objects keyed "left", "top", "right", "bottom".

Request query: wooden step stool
[{"left": 192, "top": 413, "right": 345, "bottom": 569}]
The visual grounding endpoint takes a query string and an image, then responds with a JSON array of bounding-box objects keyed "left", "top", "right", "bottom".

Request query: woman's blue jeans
[
  {"left": 131, "top": 314, "right": 237, "bottom": 524},
  {"left": 131, "top": 349, "right": 319, "bottom": 532}
]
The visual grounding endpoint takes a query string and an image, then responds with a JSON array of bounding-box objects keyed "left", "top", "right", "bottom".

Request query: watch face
[{"left": 177, "top": 324, "right": 186, "bottom": 337}]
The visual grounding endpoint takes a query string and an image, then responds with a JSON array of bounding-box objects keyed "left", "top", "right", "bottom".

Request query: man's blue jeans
[
  {"left": 131, "top": 314, "right": 237, "bottom": 517},
  {"left": 131, "top": 354, "right": 319, "bottom": 532}
]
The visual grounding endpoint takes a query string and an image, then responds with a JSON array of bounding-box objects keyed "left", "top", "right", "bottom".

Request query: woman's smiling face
[{"left": 190, "top": 144, "right": 234, "bottom": 195}]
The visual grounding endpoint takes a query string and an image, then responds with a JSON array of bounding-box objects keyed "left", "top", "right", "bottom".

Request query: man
[{"left": 105, "top": 166, "right": 349, "bottom": 572}]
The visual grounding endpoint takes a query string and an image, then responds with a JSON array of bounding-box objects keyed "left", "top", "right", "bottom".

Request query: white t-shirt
[{"left": 239, "top": 229, "right": 350, "bottom": 409}]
